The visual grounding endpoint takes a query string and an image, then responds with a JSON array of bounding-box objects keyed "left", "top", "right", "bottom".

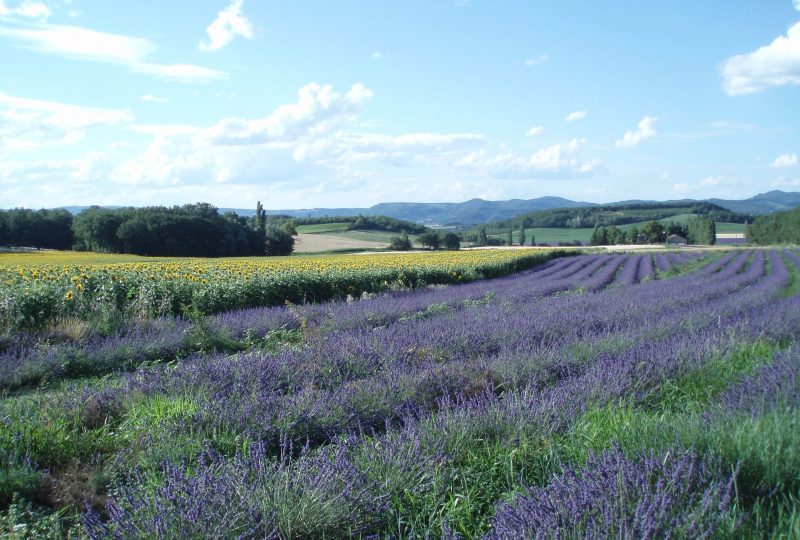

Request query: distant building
[{"left": 666, "top": 234, "right": 687, "bottom": 246}]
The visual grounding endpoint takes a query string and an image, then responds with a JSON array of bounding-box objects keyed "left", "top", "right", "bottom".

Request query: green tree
[
  {"left": 442, "top": 232, "right": 460, "bottom": 250},
  {"left": 590, "top": 226, "right": 608, "bottom": 246},
  {"left": 256, "top": 201, "right": 266, "bottom": 235},
  {"left": 506, "top": 229, "right": 513, "bottom": 246},
  {"left": 478, "top": 226, "right": 488, "bottom": 247},
  {"left": 625, "top": 226, "right": 639, "bottom": 245},
  {"left": 640, "top": 221, "right": 667, "bottom": 243},
  {"left": 264, "top": 226, "right": 294, "bottom": 256},
  {"left": 686, "top": 216, "right": 716, "bottom": 245},
  {"left": 519, "top": 226, "right": 526, "bottom": 246},
  {"left": 388, "top": 233, "right": 412, "bottom": 251},
  {"left": 418, "top": 232, "right": 441, "bottom": 250},
  {"left": 606, "top": 226, "right": 626, "bottom": 245}
]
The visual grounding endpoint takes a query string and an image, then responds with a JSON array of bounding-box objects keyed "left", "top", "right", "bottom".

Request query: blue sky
[{"left": 1, "top": 0, "right": 799, "bottom": 210}]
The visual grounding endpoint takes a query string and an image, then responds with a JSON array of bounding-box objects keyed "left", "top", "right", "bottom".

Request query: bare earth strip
[{"left": 293, "top": 233, "right": 388, "bottom": 253}]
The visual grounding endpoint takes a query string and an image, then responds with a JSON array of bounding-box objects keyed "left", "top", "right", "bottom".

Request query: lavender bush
[{"left": 485, "top": 447, "right": 736, "bottom": 540}]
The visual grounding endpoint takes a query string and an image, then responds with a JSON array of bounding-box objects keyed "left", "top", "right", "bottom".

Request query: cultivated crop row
[
  {"left": 2, "top": 249, "right": 798, "bottom": 537},
  {"left": 0, "top": 250, "right": 563, "bottom": 332}
]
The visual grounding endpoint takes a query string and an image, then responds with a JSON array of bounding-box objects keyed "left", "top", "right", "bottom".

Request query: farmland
[
  {"left": 0, "top": 249, "right": 559, "bottom": 333},
  {"left": 488, "top": 218, "right": 746, "bottom": 246},
  {"left": 1, "top": 248, "right": 799, "bottom": 537}
]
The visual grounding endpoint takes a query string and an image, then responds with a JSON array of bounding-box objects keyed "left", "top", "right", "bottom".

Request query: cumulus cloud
[
  {"left": 770, "top": 152, "right": 799, "bottom": 167},
  {"left": 457, "top": 138, "right": 602, "bottom": 179},
  {"left": 615, "top": 116, "right": 657, "bottom": 148},
  {"left": 199, "top": 0, "right": 253, "bottom": 52},
  {"left": 564, "top": 110, "right": 586, "bottom": 122},
  {"left": 0, "top": 23, "right": 226, "bottom": 82},
  {"left": 720, "top": 21, "right": 800, "bottom": 95},
  {"left": 0, "top": 0, "right": 51, "bottom": 19},
  {"left": 525, "top": 126, "right": 543, "bottom": 137},
  {"left": 0, "top": 93, "right": 132, "bottom": 153},
  {"left": 198, "top": 83, "right": 373, "bottom": 146},
  {"left": 1, "top": 81, "right": 605, "bottom": 208}
]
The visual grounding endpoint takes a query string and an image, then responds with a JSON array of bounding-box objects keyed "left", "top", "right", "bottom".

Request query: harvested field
[{"left": 292, "top": 232, "right": 388, "bottom": 252}]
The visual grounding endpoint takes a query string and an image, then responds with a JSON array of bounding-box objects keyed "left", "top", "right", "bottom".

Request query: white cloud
[
  {"left": 140, "top": 94, "right": 170, "bottom": 103},
  {"left": 457, "top": 138, "right": 602, "bottom": 179},
  {"left": 524, "top": 54, "right": 548, "bottom": 66},
  {"left": 1, "top": 82, "right": 606, "bottom": 208},
  {"left": 131, "top": 63, "right": 226, "bottom": 83},
  {"left": 0, "top": 23, "right": 226, "bottom": 82},
  {"left": 0, "top": 23, "right": 154, "bottom": 63},
  {"left": 371, "top": 51, "right": 385, "bottom": 60},
  {"left": 199, "top": 0, "right": 253, "bottom": 52},
  {"left": 720, "top": 21, "right": 800, "bottom": 95},
  {"left": 198, "top": 82, "right": 373, "bottom": 146},
  {"left": 0, "top": 93, "right": 132, "bottom": 153},
  {"left": 564, "top": 110, "right": 586, "bottom": 122},
  {"left": 770, "top": 152, "right": 799, "bottom": 167},
  {"left": 615, "top": 116, "right": 657, "bottom": 148},
  {"left": 0, "top": 0, "right": 51, "bottom": 19},
  {"left": 525, "top": 126, "right": 543, "bottom": 137}
]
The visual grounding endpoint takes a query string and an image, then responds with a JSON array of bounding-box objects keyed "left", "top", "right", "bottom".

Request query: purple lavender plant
[{"left": 485, "top": 447, "right": 736, "bottom": 540}]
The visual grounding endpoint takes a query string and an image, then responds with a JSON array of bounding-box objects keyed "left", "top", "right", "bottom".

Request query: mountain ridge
[{"left": 56, "top": 190, "right": 800, "bottom": 226}]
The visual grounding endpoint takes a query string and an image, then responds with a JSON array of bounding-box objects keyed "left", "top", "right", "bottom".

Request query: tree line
[
  {"left": 292, "top": 215, "right": 428, "bottom": 234},
  {"left": 590, "top": 217, "right": 716, "bottom": 246},
  {"left": 746, "top": 206, "right": 800, "bottom": 245},
  {"left": 494, "top": 202, "right": 747, "bottom": 230},
  {"left": 0, "top": 208, "right": 75, "bottom": 250},
  {"left": 0, "top": 203, "right": 295, "bottom": 257}
]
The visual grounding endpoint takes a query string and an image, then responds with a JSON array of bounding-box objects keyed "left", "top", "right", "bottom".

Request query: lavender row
[
  {"left": 83, "top": 253, "right": 799, "bottom": 537},
  {"left": 100, "top": 250, "right": 786, "bottom": 454},
  {"left": 485, "top": 447, "right": 735, "bottom": 540},
  {"left": 1, "top": 252, "right": 716, "bottom": 391}
]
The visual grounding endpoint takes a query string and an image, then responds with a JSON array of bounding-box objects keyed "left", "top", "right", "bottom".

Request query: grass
[
  {"left": 327, "top": 230, "right": 419, "bottom": 244},
  {"left": 295, "top": 222, "right": 352, "bottom": 234},
  {"left": 716, "top": 221, "right": 747, "bottom": 234},
  {"left": 489, "top": 228, "right": 594, "bottom": 245}
]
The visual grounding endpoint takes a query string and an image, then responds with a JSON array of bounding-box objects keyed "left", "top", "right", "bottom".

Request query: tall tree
[
  {"left": 507, "top": 229, "right": 513, "bottom": 246},
  {"left": 519, "top": 226, "right": 526, "bottom": 246},
  {"left": 478, "top": 226, "right": 488, "bottom": 247}
]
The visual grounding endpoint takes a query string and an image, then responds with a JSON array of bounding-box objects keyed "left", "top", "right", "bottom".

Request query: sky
[{"left": 1, "top": 0, "right": 799, "bottom": 210}]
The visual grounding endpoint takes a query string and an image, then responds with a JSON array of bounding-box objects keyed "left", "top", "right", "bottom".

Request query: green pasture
[{"left": 295, "top": 222, "right": 352, "bottom": 234}]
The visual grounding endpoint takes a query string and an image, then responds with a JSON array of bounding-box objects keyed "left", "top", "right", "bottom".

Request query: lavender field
[{"left": 2, "top": 249, "right": 800, "bottom": 538}]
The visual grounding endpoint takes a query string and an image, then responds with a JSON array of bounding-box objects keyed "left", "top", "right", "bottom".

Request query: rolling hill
[{"left": 57, "top": 191, "right": 800, "bottom": 226}]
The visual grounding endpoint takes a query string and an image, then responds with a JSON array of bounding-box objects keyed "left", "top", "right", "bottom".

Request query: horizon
[
  {"left": 24, "top": 188, "right": 795, "bottom": 213},
  {"left": 2, "top": 1, "right": 799, "bottom": 209}
]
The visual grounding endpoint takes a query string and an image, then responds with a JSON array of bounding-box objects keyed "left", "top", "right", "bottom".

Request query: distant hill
[
  {"left": 368, "top": 197, "right": 593, "bottom": 225},
  {"left": 55, "top": 191, "right": 800, "bottom": 226},
  {"left": 481, "top": 201, "right": 750, "bottom": 233},
  {"left": 708, "top": 190, "right": 800, "bottom": 215}
]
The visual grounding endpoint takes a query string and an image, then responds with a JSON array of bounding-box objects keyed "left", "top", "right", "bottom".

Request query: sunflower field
[{"left": 0, "top": 249, "right": 562, "bottom": 332}]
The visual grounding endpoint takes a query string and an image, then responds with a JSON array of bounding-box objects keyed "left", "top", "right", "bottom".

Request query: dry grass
[{"left": 293, "top": 233, "right": 388, "bottom": 253}]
